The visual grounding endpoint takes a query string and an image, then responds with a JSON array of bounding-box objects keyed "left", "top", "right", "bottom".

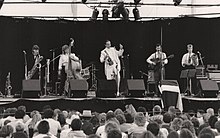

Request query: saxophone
[
  {"left": 27, "top": 55, "right": 43, "bottom": 80},
  {"left": 5, "top": 72, "right": 12, "bottom": 97}
]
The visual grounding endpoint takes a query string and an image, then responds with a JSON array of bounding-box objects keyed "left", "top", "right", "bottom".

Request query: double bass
[{"left": 66, "top": 38, "right": 83, "bottom": 80}]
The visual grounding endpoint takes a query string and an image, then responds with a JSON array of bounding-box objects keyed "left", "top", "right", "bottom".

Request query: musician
[
  {"left": 100, "top": 40, "right": 124, "bottom": 96},
  {"left": 27, "top": 45, "right": 42, "bottom": 79},
  {"left": 58, "top": 45, "right": 81, "bottom": 95},
  {"left": 146, "top": 44, "right": 168, "bottom": 96},
  {"left": 181, "top": 44, "right": 198, "bottom": 95}
]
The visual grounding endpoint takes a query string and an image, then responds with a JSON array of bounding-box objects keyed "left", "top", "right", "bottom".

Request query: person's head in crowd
[
  {"left": 175, "top": 108, "right": 182, "bottom": 116},
  {"left": 180, "top": 128, "right": 194, "bottom": 138},
  {"left": 53, "top": 109, "right": 61, "bottom": 121},
  {"left": 168, "top": 106, "right": 176, "bottom": 115},
  {"left": 198, "top": 123, "right": 210, "bottom": 134},
  {"left": 153, "top": 105, "right": 162, "bottom": 115},
  {"left": 58, "top": 113, "right": 67, "bottom": 127},
  {"left": 4, "top": 120, "right": 11, "bottom": 126},
  {"left": 107, "top": 117, "right": 120, "bottom": 125},
  {"left": 181, "top": 120, "right": 196, "bottom": 135},
  {"left": 179, "top": 114, "right": 189, "bottom": 121},
  {"left": 140, "top": 131, "right": 156, "bottom": 138},
  {"left": 0, "top": 125, "right": 13, "bottom": 137},
  {"left": 163, "top": 112, "right": 172, "bottom": 124},
  {"left": 15, "top": 110, "right": 25, "bottom": 119},
  {"left": 208, "top": 115, "right": 218, "bottom": 129},
  {"left": 198, "top": 127, "right": 215, "bottom": 138},
  {"left": 197, "top": 109, "right": 205, "bottom": 118},
  {"left": 43, "top": 109, "right": 54, "bottom": 119},
  {"left": 29, "top": 113, "right": 42, "bottom": 129},
  {"left": 170, "top": 118, "right": 183, "bottom": 131},
  {"left": 37, "top": 120, "right": 50, "bottom": 134},
  {"left": 106, "top": 112, "right": 116, "bottom": 121},
  {"left": 147, "top": 121, "right": 160, "bottom": 137},
  {"left": 154, "top": 119, "right": 163, "bottom": 127},
  {"left": 15, "top": 122, "right": 25, "bottom": 132},
  {"left": 30, "top": 110, "right": 39, "bottom": 118},
  {"left": 105, "top": 121, "right": 120, "bottom": 134},
  {"left": 9, "top": 108, "right": 17, "bottom": 117},
  {"left": 114, "top": 108, "right": 124, "bottom": 116},
  {"left": 42, "top": 105, "right": 51, "bottom": 112},
  {"left": 134, "top": 112, "right": 146, "bottom": 127},
  {"left": 206, "top": 108, "right": 214, "bottom": 116},
  {"left": 191, "top": 117, "right": 200, "bottom": 136},
  {"left": 188, "top": 110, "right": 195, "bottom": 118},
  {"left": 89, "top": 115, "right": 100, "bottom": 128},
  {"left": 62, "top": 110, "right": 69, "bottom": 119},
  {"left": 71, "top": 119, "right": 82, "bottom": 131},
  {"left": 167, "top": 131, "right": 179, "bottom": 138},
  {"left": 98, "top": 113, "right": 106, "bottom": 126},
  {"left": 116, "top": 114, "right": 126, "bottom": 125},
  {"left": 3, "top": 108, "right": 11, "bottom": 118},
  {"left": 107, "top": 129, "right": 122, "bottom": 138},
  {"left": 124, "top": 112, "right": 134, "bottom": 124},
  {"left": 215, "top": 120, "right": 220, "bottom": 133},
  {"left": 203, "top": 113, "right": 211, "bottom": 124},
  {"left": 17, "top": 106, "right": 26, "bottom": 113},
  {"left": 138, "top": 107, "right": 147, "bottom": 116},
  {"left": 87, "top": 134, "right": 101, "bottom": 138}
]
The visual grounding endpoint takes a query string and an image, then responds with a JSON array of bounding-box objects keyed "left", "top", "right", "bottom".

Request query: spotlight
[
  {"left": 82, "top": 0, "right": 87, "bottom": 4},
  {"left": 112, "top": 6, "right": 120, "bottom": 18},
  {"left": 90, "top": 8, "right": 99, "bottom": 21},
  {"left": 134, "top": 0, "right": 141, "bottom": 5},
  {"left": 173, "top": 0, "right": 182, "bottom": 6},
  {"left": 0, "top": 0, "right": 4, "bottom": 10},
  {"left": 121, "top": 7, "right": 129, "bottom": 20},
  {"left": 42, "top": 0, "right": 46, "bottom": 2},
  {"left": 102, "top": 9, "right": 109, "bottom": 21},
  {"left": 133, "top": 7, "right": 141, "bottom": 21}
]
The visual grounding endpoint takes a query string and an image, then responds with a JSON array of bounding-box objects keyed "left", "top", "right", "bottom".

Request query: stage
[{"left": 0, "top": 95, "right": 219, "bottom": 113}]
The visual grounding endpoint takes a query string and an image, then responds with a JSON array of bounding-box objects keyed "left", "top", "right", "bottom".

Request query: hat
[{"left": 81, "top": 110, "right": 93, "bottom": 118}]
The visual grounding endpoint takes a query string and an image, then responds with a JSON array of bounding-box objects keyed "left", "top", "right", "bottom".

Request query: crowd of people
[{"left": 0, "top": 104, "right": 219, "bottom": 138}]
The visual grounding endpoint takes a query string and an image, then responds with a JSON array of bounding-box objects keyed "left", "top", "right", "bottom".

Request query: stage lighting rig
[
  {"left": 112, "top": 0, "right": 129, "bottom": 20},
  {"left": 134, "top": 0, "right": 141, "bottom": 5},
  {"left": 173, "top": 0, "right": 182, "bottom": 6},
  {"left": 133, "top": 7, "right": 141, "bottom": 21},
  {"left": 90, "top": 8, "right": 99, "bottom": 21},
  {"left": 102, "top": 9, "right": 109, "bottom": 21},
  {"left": 0, "top": 0, "right": 4, "bottom": 10}
]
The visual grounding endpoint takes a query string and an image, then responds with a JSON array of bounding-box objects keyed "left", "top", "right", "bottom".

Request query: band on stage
[{"left": 20, "top": 38, "right": 202, "bottom": 97}]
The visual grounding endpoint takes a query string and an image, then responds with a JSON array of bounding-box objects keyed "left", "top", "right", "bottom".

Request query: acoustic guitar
[{"left": 148, "top": 54, "right": 174, "bottom": 70}]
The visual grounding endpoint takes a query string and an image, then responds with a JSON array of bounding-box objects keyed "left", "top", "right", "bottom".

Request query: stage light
[
  {"left": 82, "top": 0, "right": 87, "bottom": 4},
  {"left": 173, "top": 0, "right": 182, "bottom": 6},
  {"left": 90, "top": 8, "right": 99, "bottom": 21},
  {"left": 102, "top": 9, "right": 109, "bottom": 21},
  {"left": 0, "top": 0, "right": 4, "bottom": 10},
  {"left": 42, "top": 0, "right": 46, "bottom": 2},
  {"left": 134, "top": 0, "right": 141, "bottom": 5},
  {"left": 112, "top": 6, "right": 120, "bottom": 18},
  {"left": 133, "top": 7, "right": 141, "bottom": 21}
]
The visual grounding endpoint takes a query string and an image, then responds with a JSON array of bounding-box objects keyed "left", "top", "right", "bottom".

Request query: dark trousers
[{"left": 59, "top": 66, "right": 67, "bottom": 95}]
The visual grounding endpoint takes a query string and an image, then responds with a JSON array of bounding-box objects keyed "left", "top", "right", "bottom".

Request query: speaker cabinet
[
  {"left": 69, "top": 80, "right": 88, "bottom": 98},
  {"left": 96, "top": 80, "right": 117, "bottom": 98},
  {"left": 199, "top": 80, "right": 219, "bottom": 98},
  {"left": 22, "top": 80, "right": 40, "bottom": 98},
  {"left": 127, "top": 79, "right": 146, "bottom": 97}
]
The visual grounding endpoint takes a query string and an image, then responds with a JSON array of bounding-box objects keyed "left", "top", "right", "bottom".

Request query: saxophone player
[
  {"left": 27, "top": 45, "right": 43, "bottom": 79},
  {"left": 100, "top": 40, "right": 124, "bottom": 96}
]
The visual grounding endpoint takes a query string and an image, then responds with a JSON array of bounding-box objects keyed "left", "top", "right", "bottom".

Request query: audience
[
  {"left": 67, "top": 118, "right": 86, "bottom": 138},
  {"left": 33, "top": 120, "right": 56, "bottom": 138}
]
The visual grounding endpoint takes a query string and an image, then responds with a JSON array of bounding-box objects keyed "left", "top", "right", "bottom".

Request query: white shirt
[
  {"left": 60, "top": 128, "right": 71, "bottom": 138},
  {"left": 58, "top": 53, "right": 79, "bottom": 70},
  {"left": 147, "top": 52, "right": 168, "bottom": 65},
  {"left": 181, "top": 52, "right": 198, "bottom": 67}
]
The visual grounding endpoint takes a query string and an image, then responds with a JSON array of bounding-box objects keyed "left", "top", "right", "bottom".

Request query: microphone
[
  {"left": 23, "top": 50, "right": 26, "bottom": 54},
  {"left": 197, "top": 51, "right": 201, "bottom": 54}
]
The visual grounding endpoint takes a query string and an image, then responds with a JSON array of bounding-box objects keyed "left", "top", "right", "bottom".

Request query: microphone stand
[
  {"left": 198, "top": 52, "right": 205, "bottom": 76},
  {"left": 23, "top": 51, "right": 28, "bottom": 80}
]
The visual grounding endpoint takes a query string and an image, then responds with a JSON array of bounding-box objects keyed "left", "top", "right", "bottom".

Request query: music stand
[{"left": 180, "top": 69, "right": 196, "bottom": 96}]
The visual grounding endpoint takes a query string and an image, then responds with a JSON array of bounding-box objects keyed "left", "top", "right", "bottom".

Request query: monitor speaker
[
  {"left": 127, "top": 79, "right": 146, "bottom": 97},
  {"left": 96, "top": 80, "right": 117, "bottom": 98},
  {"left": 69, "top": 80, "right": 88, "bottom": 98},
  {"left": 198, "top": 80, "right": 219, "bottom": 98},
  {"left": 22, "top": 80, "right": 40, "bottom": 98}
]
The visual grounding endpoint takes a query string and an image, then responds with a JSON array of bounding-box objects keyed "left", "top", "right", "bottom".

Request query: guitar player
[{"left": 146, "top": 44, "right": 168, "bottom": 96}]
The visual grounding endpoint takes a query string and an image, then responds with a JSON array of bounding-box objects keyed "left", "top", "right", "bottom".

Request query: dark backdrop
[{"left": 0, "top": 16, "right": 219, "bottom": 94}]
